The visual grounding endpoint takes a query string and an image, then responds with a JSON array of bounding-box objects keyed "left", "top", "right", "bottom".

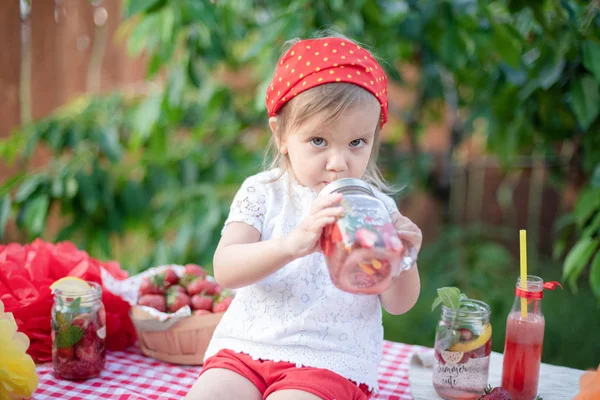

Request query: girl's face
[{"left": 273, "top": 98, "right": 381, "bottom": 193}]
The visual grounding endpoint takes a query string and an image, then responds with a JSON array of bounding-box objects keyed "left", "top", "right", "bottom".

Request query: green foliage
[{"left": 0, "top": 94, "right": 263, "bottom": 271}]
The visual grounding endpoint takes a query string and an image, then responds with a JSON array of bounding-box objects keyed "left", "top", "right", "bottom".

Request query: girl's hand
[
  {"left": 391, "top": 211, "right": 422, "bottom": 254},
  {"left": 284, "top": 193, "right": 345, "bottom": 258}
]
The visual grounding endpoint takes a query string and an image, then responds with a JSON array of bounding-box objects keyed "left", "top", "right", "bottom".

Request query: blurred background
[{"left": 1, "top": 0, "right": 599, "bottom": 370}]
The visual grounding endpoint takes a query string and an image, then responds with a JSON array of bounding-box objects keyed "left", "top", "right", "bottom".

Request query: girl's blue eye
[
  {"left": 311, "top": 137, "right": 327, "bottom": 147},
  {"left": 349, "top": 139, "right": 366, "bottom": 148}
]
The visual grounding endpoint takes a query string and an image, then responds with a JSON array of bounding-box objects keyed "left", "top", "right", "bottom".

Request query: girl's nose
[{"left": 326, "top": 151, "right": 348, "bottom": 172}]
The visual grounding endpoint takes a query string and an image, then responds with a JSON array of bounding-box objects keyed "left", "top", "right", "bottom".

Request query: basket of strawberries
[{"left": 129, "top": 264, "right": 233, "bottom": 365}]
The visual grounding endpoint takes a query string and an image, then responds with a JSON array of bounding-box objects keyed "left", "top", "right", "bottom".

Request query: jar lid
[{"left": 320, "top": 178, "right": 374, "bottom": 197}]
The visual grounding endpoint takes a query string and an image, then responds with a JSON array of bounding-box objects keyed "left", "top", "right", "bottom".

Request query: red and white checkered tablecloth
[{"left": 33, "top": 341, "right": 428, "bottom": 400}]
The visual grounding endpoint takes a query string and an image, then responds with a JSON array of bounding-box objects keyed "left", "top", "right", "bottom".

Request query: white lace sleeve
[{"left": 223, "top": 175, "right": 267, "bottom": 234}]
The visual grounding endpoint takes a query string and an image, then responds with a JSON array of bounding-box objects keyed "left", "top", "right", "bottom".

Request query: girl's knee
[{"left": 185, "top": 368, "right": 262, "bottom": 400}]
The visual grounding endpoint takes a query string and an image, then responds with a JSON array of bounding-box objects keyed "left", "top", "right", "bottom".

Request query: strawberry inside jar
[{"left": 319, "top": 179, "right": 415, "bottom": 295}]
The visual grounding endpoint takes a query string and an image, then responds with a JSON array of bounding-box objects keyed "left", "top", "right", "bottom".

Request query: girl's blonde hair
[{"left": 264, "top": 31, "right": 395, "bottom": 194}]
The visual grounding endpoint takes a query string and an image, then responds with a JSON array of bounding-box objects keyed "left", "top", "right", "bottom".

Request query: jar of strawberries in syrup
[
  {"left": 51, "top": 280, "right": 106, "bottom": 379},
  {"left": 319, "top": 178, "right": 416, "bottom": 294}
]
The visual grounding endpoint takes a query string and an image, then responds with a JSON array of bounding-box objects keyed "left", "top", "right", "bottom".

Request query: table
[{"left": 34, "top": 341, "right": 420, "bottom": 399}]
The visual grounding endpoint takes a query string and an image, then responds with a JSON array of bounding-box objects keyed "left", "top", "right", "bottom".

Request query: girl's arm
[
  {"left": 213, "top": 193, "right": 344, "bottom": 289},
  {"left": 212, "top": 223, "right": 294, "bottom": 289},
  {"left": 379, "top": 211, "right": 423, "bottom": 315},
  {"left": 379, "top": 264, "right": 421, "bottom": 315}
]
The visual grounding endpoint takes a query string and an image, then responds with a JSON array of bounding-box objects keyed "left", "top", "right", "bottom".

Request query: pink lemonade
[{"left": 501, "top": 312, "right": 545, "bottom": 400}]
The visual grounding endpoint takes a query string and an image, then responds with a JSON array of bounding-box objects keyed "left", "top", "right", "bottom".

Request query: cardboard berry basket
[
  {"left": 130, "top": 304, "right": 224, "bottom": 365},
  {"left": 103, "top": 264, "right": 230, "bottom": 365}
]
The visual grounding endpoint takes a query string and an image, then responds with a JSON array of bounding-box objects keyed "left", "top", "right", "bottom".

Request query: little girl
[{"left": 186, "top": 33, "right": 422, "bottom": 400}]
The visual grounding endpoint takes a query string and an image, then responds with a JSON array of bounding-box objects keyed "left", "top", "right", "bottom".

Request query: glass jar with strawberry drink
[
  {"left": 432, "top": 291, "right": 492, "bottom": 400},
  {"left": 319, "top": 178, "right": 417, "bottom": 294},
  {"left": 51, "top": 278, "right": 106, "bottom": 380}
]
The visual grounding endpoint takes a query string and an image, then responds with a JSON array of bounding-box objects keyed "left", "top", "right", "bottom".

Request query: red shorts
[{"left": 200, "top": 349, "right": 372, "bottom": 400}]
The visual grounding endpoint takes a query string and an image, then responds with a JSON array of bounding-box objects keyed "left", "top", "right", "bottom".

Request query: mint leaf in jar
[
  {"left": 431, "top": 287, "right": 465, "bottom": 311},
  {"left": 436, "top": 325, "right": 461, "bottom": 350},
  {"left": 57, "top": 297, "right": 82, "bottom": 326},
  {"left": 55, "top": 325, "right": 84, "bottom": 349},
  {"left": 67, "top": 297, "right": 81, "bottom": 314}
]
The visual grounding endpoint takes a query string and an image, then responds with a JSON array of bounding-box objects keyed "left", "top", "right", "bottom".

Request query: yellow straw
[{"left": 519, "top": 230, "right": 528, "bottom": 319}]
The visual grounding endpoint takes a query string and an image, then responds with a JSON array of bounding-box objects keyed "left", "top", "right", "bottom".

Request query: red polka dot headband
[{"left": 266, "top": 38, "right": 389, "bottom": 126}]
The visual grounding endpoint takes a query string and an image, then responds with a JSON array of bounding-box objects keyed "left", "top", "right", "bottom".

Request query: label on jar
[{"left": 433, "top": 350, "right": 490, "bottom": 391}]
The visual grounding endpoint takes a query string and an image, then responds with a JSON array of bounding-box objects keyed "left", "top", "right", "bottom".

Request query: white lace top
[{"left": 204, "top": 169, "right": 399, "bottom": 392}]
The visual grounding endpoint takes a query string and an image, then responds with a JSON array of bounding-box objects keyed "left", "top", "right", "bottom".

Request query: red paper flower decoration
[{"left": 0, "top": 239, "right": 135, "bottom": 363}]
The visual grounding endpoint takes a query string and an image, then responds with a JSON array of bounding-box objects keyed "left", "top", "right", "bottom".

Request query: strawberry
[
  {"left": 186, "top": 279, "right": 216, "bottom": 296},
  {"left": 139, "top": 274, "right": 166, "bottom": 295},
  {"left": 320, "top": 232, "right": 334, "bottom": 257},
  {"left": 58, "top": 347, "right": 75, "bottom": 360},
  {"left": 331, "top": 223, "right": 343, "bottom": 243},
  {"left": 184, "top": 264, "right": 207, "bottom": 279},
  {"left": 138, "top": 294, "right": 166, "bottom": 312},
  {"left": 76, "top": 343, "right": 98, "bottom": 363},
  {"left": 179, "top": 274, "right": 196, "bottom": 289},
  {"left": 459, "top": 328, "right": 473, "bottom": 341},
  {"left": 212, "top": 296, "right": 233, "bottom": 313},
  {"left": 478, "top": 386, "right": 512, "bottom": 400},
  {"left": 212, "top": 283, "right": 222, "bottom": 296},
  {"left": 166, "top": 284, "right": 186, "bottom": 295},
  {"left": 355, "top": 228, "right": 379, "bottom": 249},
  {"left": 166, "top": 291, "right": 191, "bottom": 313},
  {"left": 72, "top": 316, "right": 88, "bottom": 331},
  {"left": 191, "top": 294, "right": 213, "bottom": 311},
  {"left": 163, "top": 269, "right": 179, "bottom": 286},
  {"left": 82, "top": 322, "right": 98, "bottom": 347},
  {"left": 194, "top": 309, "right": 212, "bottom": 316}
]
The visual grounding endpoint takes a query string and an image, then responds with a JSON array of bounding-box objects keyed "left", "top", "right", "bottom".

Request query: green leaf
[
  {"left": 68, "top": 297, "right": 81, "bottom": 315},
  {"left": 76, "top": 173, "right": 99, "bottom": 214},
  {"left": 54, "top": 325, "right": 84, "bottom": 349},
  {"left": 590, "top": 252, "right": 600, "bottom": 298},
  {"left": 571, "top": 75, "right": 600, "bottom": 130},
  {"left": 431, "top": 296, "right": 443, "bottom": 312},
  {"left": 64, "top": 177, "right": 78, "bottom": 199},
  {"left": 51, "top": 177, "right": 63, "bottom": 198},
  {"left": 21, "top": 194, "right": 50, "bottom": 237},
  {"left": 15, "top": 175, "right": 44, "bottom": 203},
  {"left": 124, "top": 0, "right": 165, "bottom": 18},
  {"left": 538, "top": 58, "right": 566, "bottom": 90},
  {"left": 0, "top": 195, "right": 11, "bottom": 239},
  {"left": 574, "top": 188, "right": 600, "bottom": 228},
  {"left": 98, "top": 126, "right": 123, "bottom": 162},
  {"left": 435, "top": 325, "right": 461, "bottom": 350},
  {"left": 0, "top": 172, "right": 26, "bottom": 197},
  {"left": 493, "top": 24, "right": 522, "bottom": 68},
  {"left": 592, "top": 164, "right": 600, "bottom": 188},
  {"left": 437, "top": 287, "right": 462, "bottom": 310},
  {"left": 131, "top": 95, "right": 162, "bottom": 146},
  {"left": 583, "top": 40, "right": 600, "bottom": 82},
  {"left": 563, "top": 238, "right": 600, "bottom": 287},
  {"left": 583, "top": 212, "right": 600, "bottom": 238}
]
